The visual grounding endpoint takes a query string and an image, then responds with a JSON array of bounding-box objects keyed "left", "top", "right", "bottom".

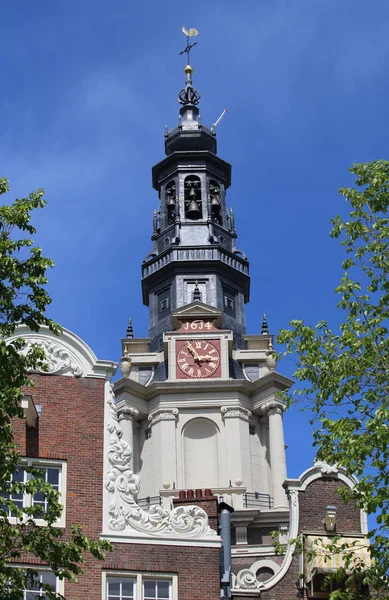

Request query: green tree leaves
[
  {"left": 278, "top": 161, "right": 389, "bottom": 597},
  {"left": 0, "top": 180, "right": 111, "bottom": 599}
]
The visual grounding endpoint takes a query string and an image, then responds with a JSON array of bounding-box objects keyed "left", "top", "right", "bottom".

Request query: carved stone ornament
[
  {"left": 233, "top": 569, "right": 261, "bottom": 591},
  {"left": 105, "top": 391, "right": 215, "bottom": 538},
  {"left": 259, "top": 399, "right": 286, "bottom": 416},
  {"left": 117, "top": 407, "right": 139, "bottom": 421},
  {"left": 221, "top": 406, "right": 252, "bottom": 421},
  {"left": 148, "top": 408, "right": 179, "bottom": 426},
  {"left": 313, "top": 460, "right": 339, "bottom": 474},
  {"left": 18, "top": 337, "right": 83, "bottom": 377}
]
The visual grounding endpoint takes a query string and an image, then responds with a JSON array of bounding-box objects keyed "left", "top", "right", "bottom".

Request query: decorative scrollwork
[
  {"left": 178, "top": 86, "right": 201, "bottom": 105},
  {"left": 313, "top": 460, "right": 339, "bottom": 474},
  {"left": 18, "top": 338, "right": 83, "bottom": 377},
  {"left": 221, "top": 406, "right": 252, "bottom": 421},
  {"left": 233, "top": 569, "right": 261, "bottom": 590},
  {"left": 105, "top": 392, "right": 215, "bottom": 538},
  {"left": 148, "top": 408, "right": 179, "bottom": 426}
]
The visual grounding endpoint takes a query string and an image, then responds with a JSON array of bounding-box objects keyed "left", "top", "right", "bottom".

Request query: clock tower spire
[{"left": 142, "top": 32, "right": 250, "bottom": 352}]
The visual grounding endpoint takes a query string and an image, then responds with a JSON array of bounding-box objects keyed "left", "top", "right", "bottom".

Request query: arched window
[
  {"left": 165, "top": 181, "right": 176, "bottom": 226},
  {"left": 184, "top": 175, "right": 202, "bottom": 220},
  {"left": 209, "top": 179, "right": 222, "bottom": 225},
  {"left": 183, "top": 418, "right": 219, "bottom": 488}
]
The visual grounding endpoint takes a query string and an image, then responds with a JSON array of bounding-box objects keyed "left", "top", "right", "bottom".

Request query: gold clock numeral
[
  {"left": 195, "top": 341, "right": 202, "bottom": 348},
  {"left": 196, "top": 369, "right": 202, "bottom": 378},
  {"left": 204, "top": 368, "right": 211, "bottom": 375},
  {"left": 181, "top": 362, "right": 189, "bottom": 371},
  {"left": 187, "top": 367, "right": 194, "bottom": 376},
  {"left": 209, "top": 362, "right": 216, "bottom": 369}
]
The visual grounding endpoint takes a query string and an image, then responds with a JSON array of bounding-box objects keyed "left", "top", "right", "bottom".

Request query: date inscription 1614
[{"left": 176, "top": 339, "right": 221, "bottom": 379}]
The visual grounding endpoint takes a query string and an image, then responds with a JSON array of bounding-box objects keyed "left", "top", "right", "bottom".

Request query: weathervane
[{"left": 179, "top": 26, "right": 199, "bottom": 64}]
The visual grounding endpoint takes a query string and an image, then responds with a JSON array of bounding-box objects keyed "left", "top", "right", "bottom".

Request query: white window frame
[
  {"left": 8, "top": 565, "right": 64, "bottom": 598},
  {"left": 103, "top": 571, "right": 177, "bottom": 600},
  {"left": 2, "top": 458, "right": 67, "bottom": 528}
]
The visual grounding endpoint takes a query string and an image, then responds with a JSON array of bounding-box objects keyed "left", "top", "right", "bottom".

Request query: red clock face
[{"left": 176, "top": 339, "right": 221, "bottom": 379}]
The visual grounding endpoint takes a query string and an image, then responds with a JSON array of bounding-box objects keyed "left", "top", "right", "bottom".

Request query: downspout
[{"left": 219, "top": 501, "right": 234, "bottom": 599}]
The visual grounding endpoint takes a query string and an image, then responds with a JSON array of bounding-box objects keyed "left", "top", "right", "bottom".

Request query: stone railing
[{"left": 142, "top": 246, "right": 249, "bottom": 278}]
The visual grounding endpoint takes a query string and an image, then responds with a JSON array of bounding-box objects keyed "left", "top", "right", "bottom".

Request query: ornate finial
[
  {"left": 229, "top": 208, "right": 236, "bottom": 233},
  {"left": 192, "top": 280, "right": 202, "bottom": 302},
  {"left": 179, "top": 27, "right": 199, "bottom": 65},
  {"left": 261, "top": 314, "right": 269, "bottom": 335},
  {"left": 126, "top": 318, "right": 134, "bottom": 339},
  {"left": 178, "top": 27, "right": 200, "bottom": 107}
]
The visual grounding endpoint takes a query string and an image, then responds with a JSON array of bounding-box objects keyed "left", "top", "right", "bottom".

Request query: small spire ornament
[
  {"left": 126, "top": 318, "right": 134, "bottom": 339},
  {"left": 192, "top": 280, "right": 202, "bottom": 302},
  {"left": 261, "top": 314, "right": 269, "bottom": 335}
]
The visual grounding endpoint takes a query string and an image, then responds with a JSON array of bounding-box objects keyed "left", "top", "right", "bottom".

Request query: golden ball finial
[{"left": 184, "top": 64, "right": 194, "bottom": 75}]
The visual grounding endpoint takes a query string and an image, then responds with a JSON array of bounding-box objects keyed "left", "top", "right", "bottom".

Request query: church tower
[
  {"left": 113, "top": 35, "right": 293, "bottom": 531},
  {"left": 142, "top": 61, "right": 249, "bottom": 352}
]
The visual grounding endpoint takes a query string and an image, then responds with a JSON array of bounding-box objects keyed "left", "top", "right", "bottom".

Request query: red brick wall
[
  {"left": 299, "top": 478, "right": 361, "bottom": 533},
  {"left": 12, "top": 373, "right": 221, "bottom": 600}
]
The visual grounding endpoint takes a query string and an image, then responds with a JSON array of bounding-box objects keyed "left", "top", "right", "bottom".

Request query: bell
[
  {"left": 166, "top": 194, "right": 176, "bottom": 207},
  {"left": 188, "top": 185, "right": 197, "bottom": 200},
  {"left": 186, "top": 200, "right": 201, "bottom": 219},
  {"left": 210, "top": 196, "right": 220, "bottom": 207}
]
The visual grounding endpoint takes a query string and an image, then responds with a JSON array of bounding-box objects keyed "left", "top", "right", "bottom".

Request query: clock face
[{"left": 176, "top": 339, "right": 221, "bottom": 379}]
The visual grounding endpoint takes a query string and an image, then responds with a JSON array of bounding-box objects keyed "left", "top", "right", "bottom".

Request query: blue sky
[{"left": 2, "top": 0, "right": 389, "bottom": 478}]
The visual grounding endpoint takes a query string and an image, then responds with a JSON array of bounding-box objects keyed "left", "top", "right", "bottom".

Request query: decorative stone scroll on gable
[
  {"left": 105, "top": 390, "right": 216, "bottom": 539},
  {"left": 16, "top": 337, "right": 84, "bottom": 377},
  {"left": 313, "top": 460, "right": 339, "bottom": 475},
  {"left": 7, "top": 325, "right": 117, "bottom": 379}
]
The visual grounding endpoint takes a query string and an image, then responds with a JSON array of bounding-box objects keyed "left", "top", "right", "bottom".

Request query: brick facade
[
  {"left": 12, "top": 372, "right": 221, "bottom": 600},
  {"left": 299, "top": 477, "right": 362, "bottom": 534}
]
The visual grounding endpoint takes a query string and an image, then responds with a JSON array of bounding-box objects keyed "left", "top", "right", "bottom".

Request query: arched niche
[
  {"left": 184, "top": 175, "right": 202, "bottom": 220},
  {"left": 165, "top": 180, "right": 176, "bottom": 226},
  {"left": 183, "top": 418, "right": 219, "bottom": 489},
  {"left": 209, "top": 179, "right": 222, "bottom": 225}
]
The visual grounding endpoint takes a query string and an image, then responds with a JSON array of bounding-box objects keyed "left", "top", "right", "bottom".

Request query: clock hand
[
  {"left": 187, "top": 343, "right": 201, "bottom": 361},
  {"left": 197, "top": 354, "right": 214, "bottom": 362}
]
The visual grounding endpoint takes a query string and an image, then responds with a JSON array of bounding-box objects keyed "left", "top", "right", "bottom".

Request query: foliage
[
  {"left": 277, "top": 160, "right": 389, "bottom": 597},
  {"left": 0, "top": 179, "right": 111, "bottom": 599}
]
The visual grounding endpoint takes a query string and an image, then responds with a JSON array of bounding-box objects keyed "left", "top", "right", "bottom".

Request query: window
[
  {"left": 105, "top": 574, "right": 176, "bottom": 600},
  {"left": 145, "top": 428, "right": 152, "bottom": 440},
  {"left": 6, "top": 569, "right": 63, "bottom": 599},
  {"left": 223, "top": 290, "right": 236, "bottom": 317},
  {"left": 309, "top": 574, "right": 359, "bottom": 598},
  {"left": 224, "top": 295, "right": 234, "bottom": 310},
  {"left": 249, "top": 425, "right": 256, "bottom": 435},
  {"left": 107, "top": 577, "right": 136, "bottom": 600},
  {"left": 1, "top": 459, "right": 66, "bottom": 527},
  {"left": 158, "top": 288, "right": 171, "bottom": 317},
  {"left": 24, "top": 571, "right": 57, "bottom": 599},
  {"left": 160, "top": 298, "right": 169, "bottom": 312}
]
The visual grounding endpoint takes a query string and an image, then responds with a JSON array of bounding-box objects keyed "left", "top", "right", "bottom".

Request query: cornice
[{"left": 113, "top": 370, "right": 293, "bottom": 402}]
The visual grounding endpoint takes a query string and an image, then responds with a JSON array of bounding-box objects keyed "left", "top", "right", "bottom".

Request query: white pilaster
[
  {"left": 149, "top": 408, "right": 179, "bottom": 490},
  {"left": 262, "top": 400, "right": 288, "bottom": 509},
  {"left": 221, "top": 406, "right": 252, "bottom": 487}
]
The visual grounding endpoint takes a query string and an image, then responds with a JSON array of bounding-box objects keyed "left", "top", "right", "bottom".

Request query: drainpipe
[{"left": 219, "top": 501, "right": 234, "bottom": 599}]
